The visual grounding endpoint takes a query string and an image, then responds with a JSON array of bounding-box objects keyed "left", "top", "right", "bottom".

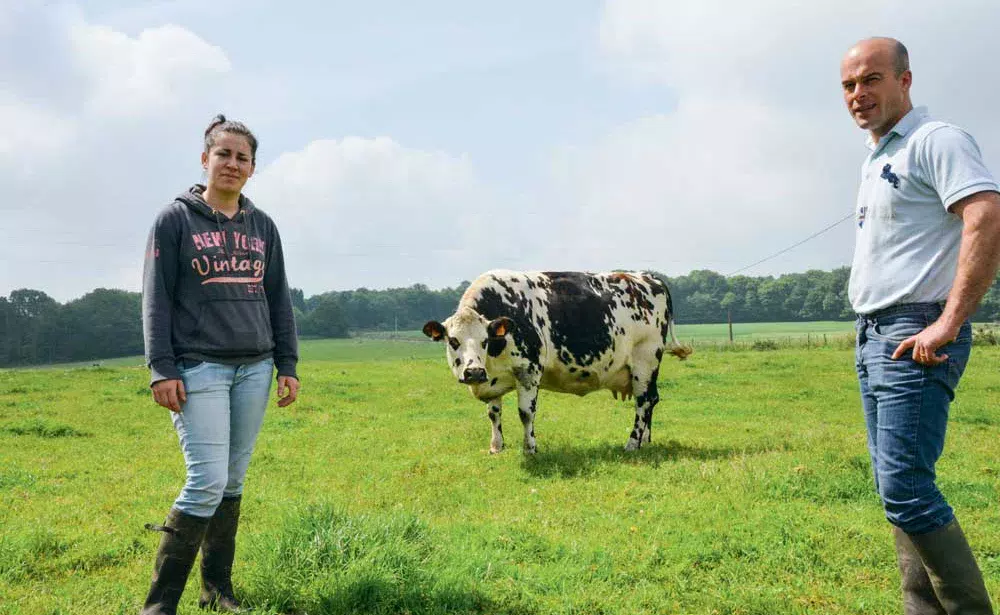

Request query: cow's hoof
[
  {"left": 624, "top": 440, "right": 640, "bottom": 451},
  {"left": 523, "top": 446, "right": 537, "bottom": 455},
  {"left": 489, "top": 445, "right": 503, "bottom": 454}
]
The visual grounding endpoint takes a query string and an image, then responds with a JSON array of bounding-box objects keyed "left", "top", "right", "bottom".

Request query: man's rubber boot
[
  {"left": 894, "top": 526, "right": 946, "bottom": 614},
  {"left": 907, "top": 519, "right": 994, "bottom": 615}
]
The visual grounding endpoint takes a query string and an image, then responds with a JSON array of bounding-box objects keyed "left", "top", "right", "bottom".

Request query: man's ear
[
  {"left": 423, "top": 321, "right": 446, "bottom": 341},
  {"left": 487, "top": 317, "right": 514, "bottom": 338}
]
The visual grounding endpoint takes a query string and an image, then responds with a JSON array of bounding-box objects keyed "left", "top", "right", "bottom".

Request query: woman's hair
[{"left": 204, "top": 114, "right": 258, "bottom": 163}]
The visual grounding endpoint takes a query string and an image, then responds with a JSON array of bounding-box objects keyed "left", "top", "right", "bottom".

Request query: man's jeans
[
  {"left": 856, "top": 303, "right": 972, "bottom": 535},
  {"left": 170, "top": 358, "right": 273, "bottom": 518}
]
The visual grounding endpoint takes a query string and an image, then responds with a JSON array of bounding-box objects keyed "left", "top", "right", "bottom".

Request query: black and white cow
[{"left": 423, "top": 270, "right": 691, "bottom": 454}]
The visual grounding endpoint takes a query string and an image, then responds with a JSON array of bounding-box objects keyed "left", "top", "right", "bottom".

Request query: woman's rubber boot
[
  {"left": 141, "top": 508, "right": 210, "bottom": 615},
  {"left": 199, "top": 496, "right": 249, "bottom": 612}
]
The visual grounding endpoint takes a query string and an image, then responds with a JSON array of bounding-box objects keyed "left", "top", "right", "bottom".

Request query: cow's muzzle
[{"left": 461, "top": 367, "right": 488, "bottom": 384}]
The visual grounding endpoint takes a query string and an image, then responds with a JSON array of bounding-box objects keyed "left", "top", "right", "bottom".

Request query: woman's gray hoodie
[{"left": 142, "top": 185, "right": 298, "bottom": 384}]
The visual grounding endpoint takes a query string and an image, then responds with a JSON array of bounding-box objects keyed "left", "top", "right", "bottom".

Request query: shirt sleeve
[
  {"left": 917, "top": 124, "right": 1000, "bottom": 211},
  {"left": 263, "top": 218, "right": 299, "bottom": 381},
  {"left": 142, "top": 208, "right": 182, "bottom": 385}
]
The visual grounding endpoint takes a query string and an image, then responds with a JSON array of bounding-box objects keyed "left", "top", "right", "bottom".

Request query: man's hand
[
  {"left": 277, "top": 376, "right": 300, "bottom": 408},
  {"left": 152, "top": 379, "right": 187, "bottom": 412},
  {"left": 891, "top": 319, "right": 958, "bottom": 366}
]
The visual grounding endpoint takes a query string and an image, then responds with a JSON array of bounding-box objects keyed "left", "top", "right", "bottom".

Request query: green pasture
[
  {"left": 40, "top": 322, "right": 859, "bottom": 371},
  {"left": 2, "top": 337, "right": 999, "bottom": 614}
]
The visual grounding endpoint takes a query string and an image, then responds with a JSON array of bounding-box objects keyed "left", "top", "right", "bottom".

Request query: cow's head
[{"left": 423, "top": 308, "right": 513, "bottom": 385}]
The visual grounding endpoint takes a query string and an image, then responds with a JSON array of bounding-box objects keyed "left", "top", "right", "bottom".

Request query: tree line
[{"left": 3, "top": 267, "right": 999, "bottom": 367}]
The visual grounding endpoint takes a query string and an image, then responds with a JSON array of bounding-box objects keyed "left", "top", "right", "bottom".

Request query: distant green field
[
  {"left": 3, "top": 340, "right": 1000, "bottom": 614},
  {"left": 674, "top": 320, "right": 855, "bottom": 343},
  {"left": 31, "top": 322, "right": 858, "bottom": 371}
]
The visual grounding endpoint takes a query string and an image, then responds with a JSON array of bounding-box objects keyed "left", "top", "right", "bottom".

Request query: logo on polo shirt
[{"left": 880, "top": 163, "right": 901, "bottom": 189}]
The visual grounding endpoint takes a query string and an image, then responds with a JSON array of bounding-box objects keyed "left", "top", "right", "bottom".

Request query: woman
[{"left": 140, "top": 115, "right": 299, "bottom": 614}]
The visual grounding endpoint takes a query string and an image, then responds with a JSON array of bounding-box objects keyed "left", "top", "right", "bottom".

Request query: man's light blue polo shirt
[{"left": 848, "top": 106, "right": 999, "bottom": 315}]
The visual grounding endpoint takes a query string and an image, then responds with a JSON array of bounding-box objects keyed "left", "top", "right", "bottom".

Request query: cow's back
[{"left": 459, "top": 270, "right": 674, "bottom": 396}]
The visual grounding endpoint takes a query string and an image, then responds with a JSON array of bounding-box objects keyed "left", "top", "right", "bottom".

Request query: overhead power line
[{"left": 725, "top": 212, "right": 854, "bottom": 277}]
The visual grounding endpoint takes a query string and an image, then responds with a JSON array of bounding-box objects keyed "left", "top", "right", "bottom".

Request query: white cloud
[
  {"left": 0, "top": 5, "right": 235, "bottom": 301},
  {"left": 539, "top": 0, "right": 1000, "bottom": 277},
  {"left": 69, "top": 21, "right": 231, "bottom": 117},
  {"left": 543, "top": 97, "right": 857, "bottom": 275},
  {"left": 0, "top": 97, "right": 77, "bottom": 171},
  {"left": 249, "top": 136, "right": 493, "bottom": 294}
]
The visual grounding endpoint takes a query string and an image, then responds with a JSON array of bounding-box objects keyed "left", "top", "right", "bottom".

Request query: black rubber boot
[
  {"left": 907, "top": 519, "right": 994, "bottom": 615},
  {"left": 199, "top": 496, "right": 249, "bottom": 612},
  {"left": 894, "top": 526, "right": 946, "bottom": 615},
  {"left": 141, "top": 508, "right": 211, "bottom": 615}
]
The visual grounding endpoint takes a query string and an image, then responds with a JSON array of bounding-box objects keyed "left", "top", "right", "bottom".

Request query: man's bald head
[
  {"left": 847, "top": 37, "right": 909, "bottom": 77},
  {"left": 840, "top": 37, "right": 914, "bottom": 141}
]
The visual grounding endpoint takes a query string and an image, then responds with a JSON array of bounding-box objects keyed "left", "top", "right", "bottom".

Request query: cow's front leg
[
  {"left": 486, "top": 398, "right": 504, "bottom": 454},
  {"left": 516, "top": 384, "right": 540, "bottom": 455},
  {"left": 626, "top": 365, "right": 660, "bottom": 451}
]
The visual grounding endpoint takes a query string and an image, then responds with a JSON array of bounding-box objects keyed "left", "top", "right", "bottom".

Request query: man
[{"left": 842, "top": 37, "right": 1000, "bottom": 613}]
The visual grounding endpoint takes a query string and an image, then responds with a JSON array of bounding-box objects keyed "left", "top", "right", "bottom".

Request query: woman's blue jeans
[
  {"left": 170, "top": 358, "right": 273, "bottom": 518},
  {"left": 855, "top": 303, "right": 972, "bottom": 535}
]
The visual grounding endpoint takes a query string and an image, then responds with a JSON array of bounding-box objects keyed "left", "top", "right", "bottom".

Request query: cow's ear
[
  {"left": 487, "top": 317, "right": 513, "bottom": 338},
  {"left": 423, "top": 321, "right": 446, "bottom": 341}
]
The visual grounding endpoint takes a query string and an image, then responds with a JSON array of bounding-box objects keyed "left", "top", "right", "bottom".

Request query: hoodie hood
[
  {"left": 175, "top": 185, "right": 259, "bottom": 257},
  {"left": 175, "top": 184, "right": 257, "bottom": 220}
]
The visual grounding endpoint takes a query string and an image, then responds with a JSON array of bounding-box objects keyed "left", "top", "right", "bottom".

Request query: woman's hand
[
  {"left": 277, "top": 376, "right": 300, "bottom": 407},
  {"left": 152, "top": 379, "right": 187, "bottom": 412}
]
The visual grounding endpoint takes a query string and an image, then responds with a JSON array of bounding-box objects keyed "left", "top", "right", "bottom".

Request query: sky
[{"left": 2, "top": 0, "right": 999, "bottom": 302}]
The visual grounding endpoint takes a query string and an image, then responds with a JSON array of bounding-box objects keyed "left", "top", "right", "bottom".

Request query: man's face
[{"left": 841, "top": 42, "right": 912, "bottom": 139}]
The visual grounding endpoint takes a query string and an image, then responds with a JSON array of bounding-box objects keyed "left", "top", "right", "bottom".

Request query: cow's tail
[
  {"left": 647, "top": 271, "right": 693, "bottom": 360},
  {"left": 665, "top": 313, "right": 693, "bottom": 360}
]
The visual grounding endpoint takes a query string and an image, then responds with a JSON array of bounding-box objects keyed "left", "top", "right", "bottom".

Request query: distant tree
[
  {"left": 292, "top": 306, "right": 306, "bottom": 335},
  {"left": 9, "top": 289, "right": 58, "bottom": 319},
  {"left": 974, "top": 272, "right": 1000, "bottom": 322},
  {"left": 51, "top": 289, "right": 143, "bottom": 362},
  {"left": 0, "top": 298, "right": 24, "bottom": 365},
  {"left": 301, "top": 295, "right": 349, "bottom": 338},
  {"left": 16, "top": 263, "right": 999, "bottom": 367},
  {"left": 6, "top": 289, "right": 59, "bottom": 363},
  {"left": 289, "top": 287, "right": 307, "bottom": 313}
]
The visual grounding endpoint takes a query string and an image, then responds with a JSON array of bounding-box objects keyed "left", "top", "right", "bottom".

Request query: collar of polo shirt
[{"left": 866, "top": 106, "right": 930, "bottom": 152}]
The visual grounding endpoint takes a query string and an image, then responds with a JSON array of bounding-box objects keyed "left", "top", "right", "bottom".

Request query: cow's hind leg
[
  {"left": 626, "top": 360, "right": 660, "bottom": 451},
  {"left": 486, "top": 398, "right": 503, "bottom": 454}
]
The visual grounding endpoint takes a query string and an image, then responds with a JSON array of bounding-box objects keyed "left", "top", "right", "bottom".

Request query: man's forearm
[{"left": 940, "top": 197, "right": 1000, "bottom": 332}]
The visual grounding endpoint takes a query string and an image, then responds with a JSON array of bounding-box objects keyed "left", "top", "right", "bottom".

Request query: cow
[{"left": 422, "top": 270, "right": 692, "bottom": 454}]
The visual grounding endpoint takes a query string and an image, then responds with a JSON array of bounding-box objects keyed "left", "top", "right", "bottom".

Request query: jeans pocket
[
  {"left": 870, "top": 314, "right": 927, "bottom": 344},
  {"left": 176, "top": 358, "right": 209, "bottom": 375},
  {"left": 942, "top": 333, "right": 972, "bottom": 389}
]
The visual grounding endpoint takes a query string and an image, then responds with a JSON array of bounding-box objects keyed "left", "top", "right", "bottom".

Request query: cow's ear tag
[{"left": 488, "top": 318, "right": 511, "bottom": 338}]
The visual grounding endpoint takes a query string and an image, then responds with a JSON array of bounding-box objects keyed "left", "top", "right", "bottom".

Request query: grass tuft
[{"left": 2, "top": 418, "right": 90, "bottom": 438}]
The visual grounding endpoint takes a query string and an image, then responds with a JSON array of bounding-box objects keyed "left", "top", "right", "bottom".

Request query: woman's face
[{"left": 202, "top": 132, "right": 255, "bottom": 194}]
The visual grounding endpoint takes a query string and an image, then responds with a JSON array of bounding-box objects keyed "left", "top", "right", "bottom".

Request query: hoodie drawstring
[{"left": 215, "top": 211, "right": 229, "bottom": 257}]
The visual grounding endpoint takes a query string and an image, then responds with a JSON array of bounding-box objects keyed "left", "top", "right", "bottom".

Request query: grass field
[{"left": 2, "top": 335, "right": 999, "bottom": 614}]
